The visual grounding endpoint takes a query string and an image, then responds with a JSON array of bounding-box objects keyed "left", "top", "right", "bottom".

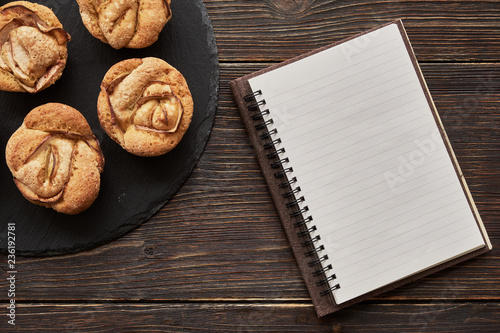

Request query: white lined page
[{"left": 248, "top": 23, "right": 486, "bottom": 304}]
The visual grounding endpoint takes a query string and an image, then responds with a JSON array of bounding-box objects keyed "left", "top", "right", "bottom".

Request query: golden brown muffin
[
  {"left": 5, "top": 103, "right": 105, "bottom": 215},
  {"left": 0, "top": 1, "right": 70, "bottom": 93},
  {"left": 76, "top": 0, "right": 172, "bottom": 49},
  {"left": 97, "top": 57, "right": 193, "bottom": 157}
]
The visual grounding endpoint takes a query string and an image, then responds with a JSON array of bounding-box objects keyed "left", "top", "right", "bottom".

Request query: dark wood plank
[
  {"left": 1, "top": 63, "right": 498, "bottom": 303},
  {"left": 206, "top": 0, "right": 500, "bottom": 62},
  {"left": 3, "top": 302, "right": 500, "bottom": 332}
]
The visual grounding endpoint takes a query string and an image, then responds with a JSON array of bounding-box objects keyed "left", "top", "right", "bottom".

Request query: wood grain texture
[
  {"left": 1, "top": 1, "right": 500, "bottom": 331},
  {"left": 4, "top": 302, "right": 500, "bottom": 332},
  {"left": 206, "top": 0, "right": 500, "bottom": 62},
  {"left": 1, "top": 63, "right": 498, "bottom": 303}
]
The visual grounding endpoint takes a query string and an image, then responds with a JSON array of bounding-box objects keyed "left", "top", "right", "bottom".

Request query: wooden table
[{"left": 2, "top": 0, "right": 499, "bottom": 331}]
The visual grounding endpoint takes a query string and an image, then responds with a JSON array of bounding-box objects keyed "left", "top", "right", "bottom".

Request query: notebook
[{"left": 229, "top": 20, "right": 492, "bottom": 317}]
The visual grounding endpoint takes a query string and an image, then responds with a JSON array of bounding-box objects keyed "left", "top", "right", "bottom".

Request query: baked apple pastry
[
  {"left": 0, "top": 1, "right": 70, "bottom": 93},
  {"left": 6, "top": 103, "right": 105, "bottom": 215},
  {"left": 97, "top": 57, "right": 193, "bottom": 157},
  {"left": 76, "top": 0, "right": 172, "bottom": 49}
]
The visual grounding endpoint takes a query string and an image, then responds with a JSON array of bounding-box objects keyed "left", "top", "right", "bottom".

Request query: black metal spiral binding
[
  {"left": 267, "top": 148, "right": 286, "bottom": 159},
  {"left": 255, "top": 119, "right": 274, "bottom": 130},
  {"left": 251, "top": 109, "right": 270, "bottom": 121},
  {"left": 313, "top": 264, "right": 332, "bottom": 276},
  {"left": 308, "top": 254, "right": 329, "bottom": 267},
  {"left": 244, "top": 89, "right": 262, "bottom": 102},
  {"left": 297, "top": 225, "right": 317, "bottom": 237},
  {"left": 290, "top": 206, "right": 308, "bottom": 217},
  {"left": 294, "top": 216, "right": 313, "bottom": 227},
  {"left": 316, "top": 274, "right": 336, "bottom": 286},
  {"left": 248, "top": 99, "right": 266, "bottom": 111},
  {"left": 279, "top": 177, "right": 297, "bottom": 188},
  {"left": 244, "top": 89, "right": 339, "bottom": 298},
  {"left": 274, "top": 167, "right": 294, "bottom": 178},
  {"left": 301, "top": 235, "right": 321, "bottom": 247},
  {"left": 271, "top": 157, "right": 290, "bottom": 169},
  {"left": 305, "top": 245, "right": 325, "bottom": 257},
  {"left": 286, "top": 196, "right": 305, "bottom": 207},
  {"left": 320, "top": 283, "right": 341, "bottom": 296},
  {"left": 260, "top": 128, "right": 278, "bottom": 140},
  {"left": 264, "top": 138, "right": 281, "bottom": 150},
  {"left": 283, "top": 186, "right": 301, "bottom": 198}
]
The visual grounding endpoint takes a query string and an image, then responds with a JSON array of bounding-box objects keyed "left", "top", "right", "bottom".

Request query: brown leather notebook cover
[{"left": 229, "top": 20, "right": 491, "bottom": 317}]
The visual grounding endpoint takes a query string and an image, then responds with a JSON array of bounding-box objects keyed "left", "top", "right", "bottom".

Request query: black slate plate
[{"left": 0, "top": 0, "right": 219, "bottom": 256}]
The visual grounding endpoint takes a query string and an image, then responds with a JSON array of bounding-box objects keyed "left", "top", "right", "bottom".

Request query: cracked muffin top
[
  {"left": 6, "top": 103, "right": 104, "bottom": 215},
  {"left": 76, "top": 0, "right": 172, "bottom": 49},
  {"left": 0, "top": 1, "right": 70, "bottom": 93},
  {"left": 97, "top": 57, "right": 193, "bottom": 157}
]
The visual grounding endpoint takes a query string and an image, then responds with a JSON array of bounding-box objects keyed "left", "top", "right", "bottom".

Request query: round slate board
[{"left": 0, "top": 0, "right": 219, "bottom": 256}]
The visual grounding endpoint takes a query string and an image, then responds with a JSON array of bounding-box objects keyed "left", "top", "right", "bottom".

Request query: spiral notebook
[{"left": 230, "top": 20, "right": 491, "bottom": 317}]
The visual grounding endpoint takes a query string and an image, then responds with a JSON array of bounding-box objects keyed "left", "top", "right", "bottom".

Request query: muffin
[
  {"left": 0, "top": 1, "right": 70, "bottom": 93},
  {"left": 97, "top": 57, "right": 193, "bottom": 157},
  {"left": 76, "top": 0, "right": 172, "bottom": 49},
  {"left": 5, "top": 103, "right": 105, "bottom": 215}
]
